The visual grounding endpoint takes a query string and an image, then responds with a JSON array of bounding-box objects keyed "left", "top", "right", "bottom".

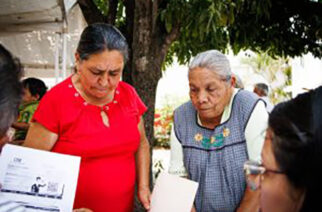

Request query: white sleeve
[
  {"left": 245, "top": 100, "right": 268, "bottom": 162},
  {"left": 168, "top": 125, "right": 188, "bottom": 177}
]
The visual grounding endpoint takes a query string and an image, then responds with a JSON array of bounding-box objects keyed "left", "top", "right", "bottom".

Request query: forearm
[
  {"left": 12, "top": 122, "right": 29, "bottom": 130},
  {"left": 135, "top": 139, "right": 150, "bottom": 189}
]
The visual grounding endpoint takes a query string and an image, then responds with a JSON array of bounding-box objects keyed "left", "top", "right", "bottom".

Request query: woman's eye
[{"left": 92, "top": 71, "right": 100, "bottom": 75}]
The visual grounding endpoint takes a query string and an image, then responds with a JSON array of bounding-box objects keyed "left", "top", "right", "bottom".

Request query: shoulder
[
  {"left": 235, "top": 89, "right": 258, "bottom": 101},
  {"left": 118, "top": 81, "right": 136, "bottom": 95},
  {"left": 117, "top": 81, "right": 144, "bottom": 102},
  {"left": 233, "top": 89, "right": 262, "bottom": 109},
  {"left": 41, "top": 77, "right": 72, "bottom": 100}
]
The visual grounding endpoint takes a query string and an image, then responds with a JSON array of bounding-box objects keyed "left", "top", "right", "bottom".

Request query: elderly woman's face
[
  {"left": 188, "top": 67, "right": 232, "bottom": 121},
  {"left": 260, "top": 129, "right": 304, "bottom": 212},
  {"left": 76, "top": 49, "right": 124, "bottom": 100}
]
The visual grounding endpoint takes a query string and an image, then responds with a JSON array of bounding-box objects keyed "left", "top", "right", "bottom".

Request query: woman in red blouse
[{"left": 24, "top": 23, "right": 151, "bottom": 212}]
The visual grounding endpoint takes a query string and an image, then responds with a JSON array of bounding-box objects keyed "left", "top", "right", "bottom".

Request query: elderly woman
[
  {"left": 169, "top": 50, "right": 268, "bottom": 211},
  {"left": 24, "top": 23, "right": 150, "bottom": 212},
  {"left": 244, "top": 86, "right": 322, "bottom": 212}
]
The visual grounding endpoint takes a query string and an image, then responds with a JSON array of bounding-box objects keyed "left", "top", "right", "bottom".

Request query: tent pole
[
  {"left": 54, "top": 33, "right": 60, "bottom": 84},
  {"left": 62, "top": 33, "right": 67, "bottom": 80}
]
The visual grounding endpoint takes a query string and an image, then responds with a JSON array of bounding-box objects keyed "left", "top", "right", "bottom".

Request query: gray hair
[
  {"left": 254, "top": 83, "right": 269, "bottom": 96},
  {"left": 189, "top": 50, "right": 232, "bottom": 80}
]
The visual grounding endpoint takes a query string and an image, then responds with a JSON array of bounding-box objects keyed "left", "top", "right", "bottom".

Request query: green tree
[{"left": 240, "top": 51, "right": 292, "bottom": 104}]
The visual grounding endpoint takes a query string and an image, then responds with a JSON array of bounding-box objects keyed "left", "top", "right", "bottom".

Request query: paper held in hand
[
  {"left": 150, "top": 172, "right": 199, "bottom": 212},
  {"left": 0, "top": 144, "right": 80, "bottom": 212}
]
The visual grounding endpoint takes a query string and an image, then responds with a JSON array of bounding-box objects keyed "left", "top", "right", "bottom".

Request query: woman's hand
[
  {"left": 73, "top": 208, "right": 93, "bottom": 212},
  {"left": 138, "top": 185, "right": 151, "bottom": 210}
]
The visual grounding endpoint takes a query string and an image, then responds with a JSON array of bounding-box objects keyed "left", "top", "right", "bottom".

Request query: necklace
[{"left": 100, "top": 109, "right": 110, "bottom": 127}]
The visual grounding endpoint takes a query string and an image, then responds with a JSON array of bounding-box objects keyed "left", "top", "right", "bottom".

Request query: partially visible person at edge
[
  {"left": 23, "top": 23, "right": 151, "bottom": 212},
  {"left": 168, "top": 50, "right": 268, "bottom": 212},
  {"left": 0, "top": 44, "right": 92, "bottom": 212},
  {"left": 253, "top": 83, "right": 274, "bottom": 113},
  {"left": 12, "top": 77, "right": 47, "bottom": 144},
  {"left": 0, "top": 43, "right": 25, "bottom": 212},
  {"left": 244, "top": 86, "right": 322, "bottom": 211}
]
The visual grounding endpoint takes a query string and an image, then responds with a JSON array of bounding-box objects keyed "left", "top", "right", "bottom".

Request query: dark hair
[
  {"left": 22, "top": 77, "right": 47, "bottom": 100},
  {"left": 254, "top": 83, "right": 269, "bottom": 96},
  {"left": 0, "top": 44, "right": 23, "bottom": 138},
  {"left": 269, "top": 87, "right": 322, "bottom": 211},
  {"left": 76, "top": 23, "right": 128, "bottom": 62}
]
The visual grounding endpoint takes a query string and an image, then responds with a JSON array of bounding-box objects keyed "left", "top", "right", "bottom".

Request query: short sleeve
[
  {"left": 131, "top": 87, "right": 147, "bottom": 117},
  {"left": 32, "top": 91, "right": 60, "bottom": 134}
]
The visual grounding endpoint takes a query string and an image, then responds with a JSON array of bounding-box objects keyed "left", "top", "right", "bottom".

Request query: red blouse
[{"left": 33, "top": 76, "right": 147, "bottom": 212}]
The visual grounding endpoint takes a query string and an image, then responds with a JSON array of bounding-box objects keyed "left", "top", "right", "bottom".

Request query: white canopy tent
[{"left": 0, "top": 0, "right": 87, "bottom": 87}]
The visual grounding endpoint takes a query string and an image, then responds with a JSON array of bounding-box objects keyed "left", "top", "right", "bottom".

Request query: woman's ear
[
  {"left": 75, "top": 52, "right": 80, "bottom": 62},
  {"left": 230, "top": 75, "right": 236, "bottom": 88},
  {"left": 75, "top": 52, "right": 81, "bottom": 73}
]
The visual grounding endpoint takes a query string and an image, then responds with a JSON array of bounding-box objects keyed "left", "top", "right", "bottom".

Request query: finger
[{"left": 142, "top": 197, "right": 150, "bottom": 210}]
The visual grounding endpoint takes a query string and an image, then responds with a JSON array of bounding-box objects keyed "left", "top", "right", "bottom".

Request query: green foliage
[
  {"left": 92, "top": 0, "right": 321, "bottom": 68},
  {"left": 93, "top": 0, "right": 108, "bottom": 16},
  {"left": 161, "top": 0, "right": 244, "bottom": 65},
  {"left": 229, "top": 0, "right": 322, "bottom": 59},
  {"left": 241, "top": 51, "right": 292, "bottom": 104}
]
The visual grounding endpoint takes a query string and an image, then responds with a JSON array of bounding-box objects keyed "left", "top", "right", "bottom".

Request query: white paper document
[
  {"left": 0, "top": 144, "right": 81, "bottom": 212},
  {"left": 150, "top": 172, "right": 199, "bottom": 212}
]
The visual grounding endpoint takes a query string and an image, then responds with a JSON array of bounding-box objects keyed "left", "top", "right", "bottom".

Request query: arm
[
  {"left": 12, "top": 122, "right": 30, "bottom": 130},
  {"left": 136, "top": 117, "right": 151, "bottom": 210},
  {"left": 168, "top": 125, "right": 187, "bottom": 177},
  {"left": 237, "top": 101, "right": 268, "bottom": 211},
  {"left": 169, "top": 126, "right": 196, "bottom": 211},
  {"left": 23, "top": 122, "right": 58, "bottom": 151}
]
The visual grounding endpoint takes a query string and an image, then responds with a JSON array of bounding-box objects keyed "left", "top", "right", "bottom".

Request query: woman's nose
[
  {"left": 99, "top": 73, "right": 109, "bottom": 86},
  {"left": 198, "top": 91, "right": 208, "bottom": 103}
]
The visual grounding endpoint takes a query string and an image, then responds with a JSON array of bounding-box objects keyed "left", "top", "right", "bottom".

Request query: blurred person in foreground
[
  {"left": 0, "top": 43, "right": 25, "bottom": 211},
  {"left": 169, "top": 50, "right": 268, "bottom": 211},
  {"left": 24, "top": 23, "right": 150, "bottom": 212},
  {"left": 244, "top": 86, "right": 322, "bottom": 212}
]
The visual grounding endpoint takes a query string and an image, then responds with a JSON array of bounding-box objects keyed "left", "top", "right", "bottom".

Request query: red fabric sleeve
[
  {"left": 133, "top": 89, "right": 147, "bottom": 117},
  {"left": 32, "top": 90, "right": 60, "bottom": 134}
]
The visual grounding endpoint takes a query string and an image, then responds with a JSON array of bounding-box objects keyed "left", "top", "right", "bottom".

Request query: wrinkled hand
[
  {"left": 138, "top": 186, "right": 151, "bottom": 210},
  {"left": 73, "top": 208, "right": 93, "bottom": 212}
]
